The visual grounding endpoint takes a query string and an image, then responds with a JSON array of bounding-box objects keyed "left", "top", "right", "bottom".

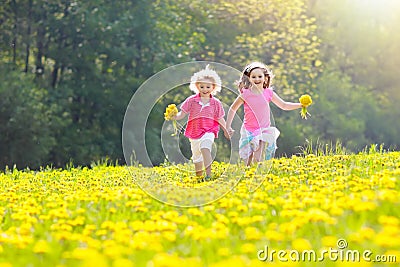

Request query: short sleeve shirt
[
  {"left": 180, "top": 94, "right": 225, "bottom": 139},
  {"left": 241, "top": 88, "right": 273, "bottom": 132}
]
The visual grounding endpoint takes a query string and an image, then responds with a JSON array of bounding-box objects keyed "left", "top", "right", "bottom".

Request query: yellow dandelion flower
[
  {"left": 378, "top": 215, "right": 400, "bottom": 226},
  {"left": 162, "top": 231, "right": 177, "bottom": 242},
  {"left": 164, "top": 104, "right": 179, "bottom": 136},
  {"left": 265, "top": 230, "right": 285, "bottom": 242},
  {"left": 81, "top": 253, "right": 108, "bottom": 267},
  {"left": 209, "top": 256, "right": 249, "bottom": 267},
  {"left": 112, "top": 258, "right": 134, "bottom": 267},
  {"left": 149, "top": 253, "right": 182, "bottom": 267},
  {"left": 244, "top": 227, "right": 263, "bottom": 240},
  {"left": 236, "top": 205, "right": 248, "bottom": 212},
  {"left": 241, "top": 243, "right": 256, "bottom": 254},
  {"left": 164, "top": 104, "right": 178, "bottom": 120},
  {"left": 109, "top": 207, "right": 117, "bottom": 213},
  {"left": 292, "top": 238, "right": 312, "bottom": 251},
  {"left": 217, "top": 247, "right": 231, "bottom": 257},
  {"left": 358, "top": 227, "right": 375, "bottom": 240},
  {"left": 374, "top": 233, "right": 400, "bottom": 248},
  {"left": 33, "top": 240, "right": 51, "bottom": 254},
  {"left": 299, "top": 94, "right": 313, "bottom": 119},
  {"left": 204, "top": 205, "right": 215, "bottom": 212},
  {"left": 103, "top": 245, "right": 125, "bottom": 259},
  {"left": 321, "top": 236, "right": 338, "bottom": 247}
]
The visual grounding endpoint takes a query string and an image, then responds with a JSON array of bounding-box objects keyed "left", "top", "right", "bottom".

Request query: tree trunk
[
  {"left": 24, "top": 0, "right": 33, "bottom": 73},
  {"left": 51, "top": 65, "right": 59, "bottom": 88},
  {"left": 11, "top": 0, "right": 17, "bottom": 66},
  {"left": 36, "top": 24, "right": 45, "bottom": 77}
]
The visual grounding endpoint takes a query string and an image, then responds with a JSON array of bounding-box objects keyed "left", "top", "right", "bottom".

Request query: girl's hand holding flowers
[
  {"left": 164, "top": 104, "right": 179, "bottom": 135},
  {"left": 164, "top": 104, "right": 178, "bottom": 120},
  {"left": 299, "top": 94, "right": 313, "bottom": 119}
]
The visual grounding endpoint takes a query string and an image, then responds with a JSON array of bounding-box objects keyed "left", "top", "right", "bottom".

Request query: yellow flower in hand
[
  {"left": 164, "top": 104, "right": 179, "bottom": 135},
  {"left": 164, "top": 104, "right": 178, "bottom": 120},
  {"left": 299, "top": 94, "right": 313, "bottom": 119}
]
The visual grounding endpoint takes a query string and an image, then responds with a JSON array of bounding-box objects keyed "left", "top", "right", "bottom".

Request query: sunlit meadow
[{"left": 0, "top": 149, "right": 399, "bottom": 267}]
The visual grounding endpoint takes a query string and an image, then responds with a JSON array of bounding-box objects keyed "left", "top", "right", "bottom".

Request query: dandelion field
[{"left": 0, "top": 150, "right": 399, "bottom": 267}]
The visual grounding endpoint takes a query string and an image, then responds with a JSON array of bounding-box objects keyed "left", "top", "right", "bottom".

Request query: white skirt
[{"left": 239, "top": 126, "right": 280, "bottom": 160}]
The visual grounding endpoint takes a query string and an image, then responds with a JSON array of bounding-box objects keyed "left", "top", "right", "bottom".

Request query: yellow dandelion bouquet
[
  {"left": 299, "top": 94, "right": 313, "bottom": 119},
  {"left": 164, "top": 104, "right": 179, "bottom": 135}
]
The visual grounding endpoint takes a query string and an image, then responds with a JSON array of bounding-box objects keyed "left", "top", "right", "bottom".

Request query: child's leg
[
  {"left": 194, "top": 162, "right": 204, "bottom": 176},
  {"left": 190, "top": 138, "right": 203, "bottom": 176},
  {"left": 201, "top": 148, "right": 212, "bottom": 177},
  {"left": 198, "top": 133, "right": 215, "bottom": 177},
  {"left": 253, "top": 141, "right": 266, "bottom": 163},
  {"left": 246, "top": 154, "right": 253, "bottom": 166}
]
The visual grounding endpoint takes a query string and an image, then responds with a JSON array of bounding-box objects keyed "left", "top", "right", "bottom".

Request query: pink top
[
  {"left": 181, "top": 94, "right": 225, "bottom": 139},
  {"left": 241, "top": 88, "right": 274, "bottom": 132}
]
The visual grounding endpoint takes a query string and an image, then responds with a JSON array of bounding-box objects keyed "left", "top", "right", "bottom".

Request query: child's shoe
[
  {"left": 204, "top": 175, "right": 212, "bottom": 181},
  {"left": 196, "top": 176, "right": 205, "bottom": 183}
]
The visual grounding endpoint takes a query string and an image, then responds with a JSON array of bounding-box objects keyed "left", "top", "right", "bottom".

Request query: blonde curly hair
[{"left": 189, "top": 64, "right": 222, "bottom": 95}]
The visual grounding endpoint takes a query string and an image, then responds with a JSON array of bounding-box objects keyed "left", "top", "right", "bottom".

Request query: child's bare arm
[
  {"left": 218, "top": 117, "right": 230, "bottom": 140},
  {"left": 226, "top": 96, "right": 244, "bottom": 136},
  {"left": 271, "top": 92, "right": 302, "bottom": 111},
  {"left": 173, "top": 111, "right": 187, "bottom": 120}
]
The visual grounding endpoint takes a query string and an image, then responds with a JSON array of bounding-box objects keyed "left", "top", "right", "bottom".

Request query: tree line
[{"left": 1, "top": 0, "right": 399, "bottom": 169}]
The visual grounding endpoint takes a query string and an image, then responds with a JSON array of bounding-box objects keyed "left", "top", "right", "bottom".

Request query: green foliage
[
  {"left": 0, "top": 65, "right": 56, "bottom": 168},
  {"left": 303, "top": 70, "right": 386, "bottom": 151},
  {"left": 211, "top": 0, "right": 322, "bottom": 97},
  {"left": 309, "top": 0, "right": 400, "bottom": 96},
  {"left": 0, "top": 0, "right": 399, "bottom": 168},
  {"left": 306, "top": 0, "right": 400, "bottom": 151}
]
